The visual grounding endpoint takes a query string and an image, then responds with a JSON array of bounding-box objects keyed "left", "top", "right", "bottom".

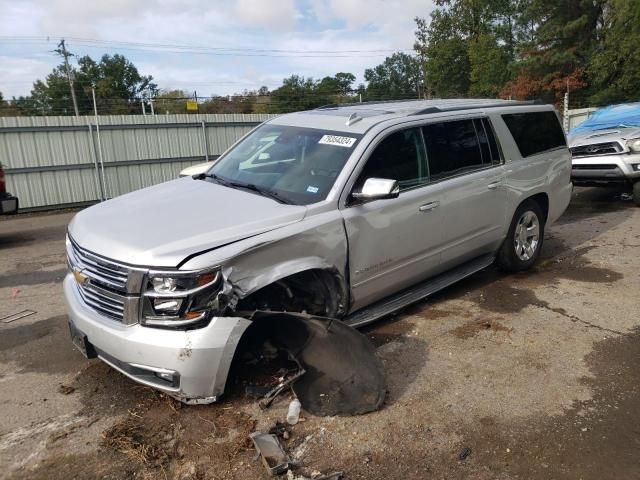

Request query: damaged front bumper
[{"left": 63, "top": 274, "right": 250, "bottom": 403}]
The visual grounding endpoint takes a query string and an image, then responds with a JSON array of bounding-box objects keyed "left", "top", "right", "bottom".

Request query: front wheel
[{"left": 496, "top": 200, "right": 545, "bottom": 272}]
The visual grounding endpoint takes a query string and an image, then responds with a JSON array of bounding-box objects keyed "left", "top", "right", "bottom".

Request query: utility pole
[
  {"left": 563, "top": 78, "right": 570, "bottom": 134},
  {"left": 91, "top": 83, "right": 108, "bottom": 200},
  {"left": 56, "top": 39, "right": 79, "bottom": 116},
  {"left": 149, "top": 94, "right": 155, "bottom": 115}
]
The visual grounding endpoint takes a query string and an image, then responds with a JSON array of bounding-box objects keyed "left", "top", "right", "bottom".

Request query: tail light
[{"left": 0, "top": 163, "right": 5, "bottom": 194}]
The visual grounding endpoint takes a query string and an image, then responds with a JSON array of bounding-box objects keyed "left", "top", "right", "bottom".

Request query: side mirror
[{"left": 352, "top": 178, "right": 400, "bottom": 201}]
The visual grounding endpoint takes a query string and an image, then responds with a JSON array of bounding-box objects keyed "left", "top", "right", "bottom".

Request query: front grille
[
  {"left": 69, "top": 240, "right": 128, "bottom": 292},
  {"left": 572, "top": 164, "right": 618, "bottom": 170},
  {"left": 76, "top": 283, "right": 126, "bottom": 321},
  {"left": 570, "top": 142, "right": 623, "bottom": 157},
  {"left": 68, "top": 237, "right": 138, "bottom": 323}
]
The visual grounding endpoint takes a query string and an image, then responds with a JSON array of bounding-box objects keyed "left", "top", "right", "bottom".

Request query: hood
[
  {"left": 568, "top": 127, "right": 640, "bottom": 147},
  {"left": 69, "top": 177, "right": 307, "bottom": 267}
]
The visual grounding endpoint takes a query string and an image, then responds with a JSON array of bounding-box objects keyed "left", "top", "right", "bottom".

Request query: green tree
[
  {"left": 468, "top": 33, "right": 511, "bottom": 97},
  {"left": 266, "top": 73, "right": 356, "bottom": 113},
  {"left": 18, "top": 53, "right": 157, "bottom": 115},
  {"left": 77, "top": 54, "right": 157, "bottom": 114},
  {"left": 588, "top": 0, "right": 640, "bottom": 105},
  {"left": 153, "top": 89, "right": 189, "bottom": 114},
  {"left": 364, "top": 52, "right": 423, "bottom": 100},
  {"left": 502, "top": 0, "right": 605, "bottom": 103},
  {"left": 415, "top": 0, "right": 509, "bottom": 98}
]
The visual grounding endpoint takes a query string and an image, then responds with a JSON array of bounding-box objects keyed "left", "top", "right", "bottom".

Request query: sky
[{"left": 0, "top": 0, "right": 435, "bottom": 99}]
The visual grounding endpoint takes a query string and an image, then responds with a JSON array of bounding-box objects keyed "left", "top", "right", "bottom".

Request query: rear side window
[
  {"left": 502, "top": 111, "right": 566, "bottom": 158},
  {"left": 422, "top": 119, "right": 486, "bottom": 181},
  {"left": 356, "top": 128, "right": 427, "bottom": 191},
  {"left": 474, "top": 118, "right": 501, "bottom": 165}
]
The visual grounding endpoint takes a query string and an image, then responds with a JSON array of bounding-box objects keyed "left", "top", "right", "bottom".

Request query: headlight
[
  {"left": 626, "top": 138, "right": 640, "bottom": 152},
  {"left": 142, "top": 269, "right": 222, "bottom": 328}
]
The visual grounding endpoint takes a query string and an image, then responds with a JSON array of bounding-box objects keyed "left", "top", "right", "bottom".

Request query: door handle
[
  {"left": 487, "top": 177, "right": 506, "bottom": 190},
  {"left": 419, "top": 201, "right": 440, "bottom": 212}
]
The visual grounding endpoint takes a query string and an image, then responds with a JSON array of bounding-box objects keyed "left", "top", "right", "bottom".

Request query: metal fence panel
[{"left": 0, "top": 113, "right": 273, "bottom": 210}]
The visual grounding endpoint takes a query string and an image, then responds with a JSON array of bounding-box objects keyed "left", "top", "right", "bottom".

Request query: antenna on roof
[{"left": 346, "top": 112, "right": 362, "bottom": 126}]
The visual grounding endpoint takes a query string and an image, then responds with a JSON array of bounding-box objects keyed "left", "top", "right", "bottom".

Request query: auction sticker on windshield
[{"left": 319, "top": 135, "right": 357, "bottom": 148}]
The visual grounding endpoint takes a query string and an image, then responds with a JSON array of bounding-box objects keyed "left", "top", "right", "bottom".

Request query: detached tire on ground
[
  {"left": 633, "top": 181, "right": 640, "bottom": 207},
  {"left": 496, "top": 200, "right": 545, "bottom": 273}
]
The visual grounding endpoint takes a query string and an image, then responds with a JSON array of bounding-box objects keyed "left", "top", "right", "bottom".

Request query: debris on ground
[
  {"left": 259, "top": 368, "right": 306, "bottom": 409},
  {"left": 1, "top": 309, "right": 36, "bottom": 323},
  {"left": 57, "top": 384, "right": 75, "bottom": 395},
  {"left": 286, "top": 470, "right": 343, "bottom": 480},
  {"left": 286, "top": 398, "right": 302, "bottom": 425},
  {"left": 249, "top": 431, "right": 290, "bottom": 476},
  {"left": 458, "top": 447, "right": 472, "bottom": 461},
  {"left": 268, "top": 421, "right": 292, "bottom": 440}
]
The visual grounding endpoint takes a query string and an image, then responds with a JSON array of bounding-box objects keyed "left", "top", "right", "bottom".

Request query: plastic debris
[
  {"left": 286, "top": 399, "right": 301, "bottom": 425},
  {"left": 249, "top": 432, "right": 290, "bottom": 476}
]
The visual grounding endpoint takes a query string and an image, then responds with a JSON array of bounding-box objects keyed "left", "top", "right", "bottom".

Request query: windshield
[{"left": 209, "top": 124, "right": 362, "bottom": 205}]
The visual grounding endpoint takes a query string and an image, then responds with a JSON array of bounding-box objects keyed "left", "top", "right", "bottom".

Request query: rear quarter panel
[{"left": 490, "top": 111, "right": 572, "bottom": 228}]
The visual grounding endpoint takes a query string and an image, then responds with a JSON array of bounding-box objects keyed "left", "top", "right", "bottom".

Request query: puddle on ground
[{"left": 450, "top": 317, "right": 512, "bottom": 339}]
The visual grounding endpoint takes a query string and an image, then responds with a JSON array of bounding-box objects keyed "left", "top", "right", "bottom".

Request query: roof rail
[
  {"left": 410, "top": 100, "right": 541, "bottom": 116},
  {"left": 314, "top": 98, "right": 425, "bottom": 110}
]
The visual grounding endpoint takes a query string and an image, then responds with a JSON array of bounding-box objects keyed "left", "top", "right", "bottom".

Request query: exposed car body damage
[
  {"left": 242, "top": 312, "right": 386, "bottom": 416},
  {"left": 181, "top": 209, "right": 351, "bottom": 316}
]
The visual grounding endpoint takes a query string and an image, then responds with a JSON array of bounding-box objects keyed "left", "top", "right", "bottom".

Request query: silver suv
[{"left": 64, "top": 99, "right": 572, "bottom": 403}]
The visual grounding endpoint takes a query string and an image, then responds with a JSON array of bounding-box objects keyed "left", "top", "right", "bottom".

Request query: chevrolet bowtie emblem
[{"left": 72, "top": 268, "right": 89, "bottom": 286}]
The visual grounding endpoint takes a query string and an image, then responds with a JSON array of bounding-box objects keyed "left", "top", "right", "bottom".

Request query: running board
[{"left": 344, "top": 254, "right": 495, "bottom": 329}]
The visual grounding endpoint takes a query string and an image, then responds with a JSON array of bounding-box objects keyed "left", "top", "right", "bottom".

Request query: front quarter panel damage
[{"left": 181, "top": 210, "right": 350, "bottom": 314}]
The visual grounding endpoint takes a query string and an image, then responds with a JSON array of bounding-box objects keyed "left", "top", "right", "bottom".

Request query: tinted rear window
[
  {"left": 502, "top": 111, "right": 566, "bottom": 158},
  {"left": 422, "top": 119, "right": 484, "bottom": 180}
]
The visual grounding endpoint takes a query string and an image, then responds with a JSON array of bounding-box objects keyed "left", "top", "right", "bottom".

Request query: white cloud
[
  {"left": 234, "top": 0, "right": 297, "bottom": 30},
  {"left": 0, "top": 56, "right": 55, "bottom": 98},
  {"left": 0, "top": 0, "right": 436, "bottom": 99}
]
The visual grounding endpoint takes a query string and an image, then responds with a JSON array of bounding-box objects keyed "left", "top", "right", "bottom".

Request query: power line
[{"left": 0, "top": 35, "right": 412, "bottom": 58}]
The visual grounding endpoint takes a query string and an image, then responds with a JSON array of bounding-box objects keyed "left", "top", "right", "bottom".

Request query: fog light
[
  {"left": 153, "top": 298, "right": 182, "bottom": 315},
  {"left": 633, "top": 164, "right": 640, "bottom": 171}
]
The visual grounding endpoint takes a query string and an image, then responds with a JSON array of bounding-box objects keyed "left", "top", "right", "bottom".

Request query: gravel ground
[{"left": 0, "top": 187, "right": 639, "bottom": 480}]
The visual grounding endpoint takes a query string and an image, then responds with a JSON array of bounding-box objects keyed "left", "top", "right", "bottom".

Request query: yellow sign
[{"left": 186, "top": 100, "right": 198, "bottom": 111}]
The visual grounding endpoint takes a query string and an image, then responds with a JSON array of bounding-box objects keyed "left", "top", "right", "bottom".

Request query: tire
[
  {"left": 633, "top": 181, "right": 640, "bottom": 207},
  {"left": 496, "top": 200, "right": 545, "bottom": 273}
]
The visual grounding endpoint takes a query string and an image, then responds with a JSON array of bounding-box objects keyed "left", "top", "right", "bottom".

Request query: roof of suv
[{"left": 269, "top": 98, "right": 546, "bottom": 134}]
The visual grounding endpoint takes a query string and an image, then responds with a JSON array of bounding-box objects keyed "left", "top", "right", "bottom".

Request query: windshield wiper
[
  {"left": 227, "top": 181, "right": 293, "bottom": 204},
  {"left": 194, "top": 173, "right": 292, "bottom": 204}
]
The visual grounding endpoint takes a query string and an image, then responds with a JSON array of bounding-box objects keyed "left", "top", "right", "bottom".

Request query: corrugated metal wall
[{"left": 0, "top": 114, "right": 273, "bottom": 210}]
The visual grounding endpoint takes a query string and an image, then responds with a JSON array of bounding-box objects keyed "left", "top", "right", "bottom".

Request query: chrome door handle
[
  {"left": 487, "top": 176, "right": 506, "bottom": 190},
  {"left": 419, "top": 201, "right": 440, "bottom": 212}
]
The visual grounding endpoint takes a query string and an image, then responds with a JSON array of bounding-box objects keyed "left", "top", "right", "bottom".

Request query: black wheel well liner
[
  {"left": 521, "top": 192, "right": 549, "bottom": 223},
  {"left": 234, "top": 268, "right": 345, "bottom": 318}
]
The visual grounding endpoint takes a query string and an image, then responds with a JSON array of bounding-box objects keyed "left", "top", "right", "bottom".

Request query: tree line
[{"left": 1, "top": 0, "right": 638, "bottom": 116}]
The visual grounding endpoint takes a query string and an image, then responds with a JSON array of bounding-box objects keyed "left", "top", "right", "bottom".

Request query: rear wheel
[
  {"left": 496, "top": 200, "right": 545, "bottom": 272},
  {"left": 632, "top": 181, "right": 640, "bottom": 206}
]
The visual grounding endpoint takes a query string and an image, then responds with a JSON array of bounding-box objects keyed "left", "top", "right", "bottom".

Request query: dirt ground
[{"left": 1, "top": 187, "right": 639, "bottom": 480}]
